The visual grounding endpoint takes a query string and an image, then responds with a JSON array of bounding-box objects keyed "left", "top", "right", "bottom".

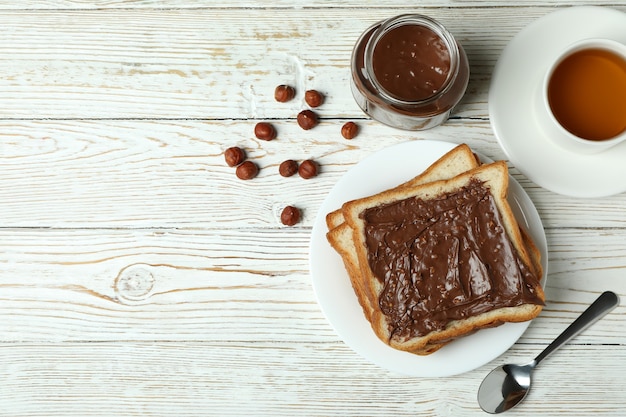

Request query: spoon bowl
[
  {"left": 477, "top": 291, "right": 620, "bottom": 414},
  {"left": 478, "top": 362, "right": 533, "bottom": 413}
]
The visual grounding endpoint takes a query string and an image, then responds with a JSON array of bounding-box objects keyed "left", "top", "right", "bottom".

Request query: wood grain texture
[
  {"left": 0, "top": 343, "right": 625, "bottom": 417},
  {"left": 2, "top": 119, "right": 626, "bottom": 229},
  {"left": 0, "top": 1, "right": 620, "bottom": 9},
  {"left": 6, "top": 7, "right": 626, "bottom": 119},
  {"left": 0, "top": 227, "right": 623, "bottom": 344},
  {"left": 1, "top": 2, "right": 625, "bottom": 416}
]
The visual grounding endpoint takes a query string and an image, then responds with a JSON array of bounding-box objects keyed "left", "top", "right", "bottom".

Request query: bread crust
[
  {"left": 325, "top": 144, "right": 544, "bottom": 354},
  {"left": 342, "top": 161, "right": 544, "bottom": 352},
  {"left": 327, "top": 144, "right": 481, "bottom": 331}
]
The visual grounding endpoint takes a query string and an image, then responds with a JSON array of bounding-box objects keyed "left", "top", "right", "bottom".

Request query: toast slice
[
  {"left": 341, "top": 161, "right": 545, "bottom": 353},
  {"left": 326, "top": 144, "right": 479, "bottom": 330},
  {"left": 326, "top": 144, "right": 544, "bottom": 354},
  {"left": 327, "top": 144, "right": 483, "bottom": 355}
]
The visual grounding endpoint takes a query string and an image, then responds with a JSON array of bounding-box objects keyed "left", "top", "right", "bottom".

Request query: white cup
[{"left": 536, "top": 38, "right": 626, "bottom": 154}]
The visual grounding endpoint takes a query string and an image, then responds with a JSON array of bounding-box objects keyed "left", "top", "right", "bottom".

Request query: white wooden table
[{"left": 1, "top": 2, "right": 625, "bottom": 416}]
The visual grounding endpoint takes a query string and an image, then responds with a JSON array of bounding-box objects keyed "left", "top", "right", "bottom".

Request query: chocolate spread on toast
[{"left": 362, "top": 180, "right": 544, "bottom": 341}]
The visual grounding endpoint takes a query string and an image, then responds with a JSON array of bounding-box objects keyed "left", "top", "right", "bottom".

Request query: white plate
[
  {"left": 309, "top": 140, "right": 548, "bottom": 377},
  {"left": 490, "top": 6, "right": 626, "bottom": 198}
]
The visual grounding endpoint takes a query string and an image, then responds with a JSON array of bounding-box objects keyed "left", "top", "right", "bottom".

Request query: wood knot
[{"left": 114, "top": 265, "right": 155, "bottom": 303}]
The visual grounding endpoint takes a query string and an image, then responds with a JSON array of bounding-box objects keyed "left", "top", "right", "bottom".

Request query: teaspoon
[{"left": 477, "top": 290, "right": 620, "bottom": 414}]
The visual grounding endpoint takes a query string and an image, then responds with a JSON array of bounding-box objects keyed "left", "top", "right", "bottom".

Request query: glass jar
[{"left": 350, "top": 14, "right": 470, "bottom": 130}]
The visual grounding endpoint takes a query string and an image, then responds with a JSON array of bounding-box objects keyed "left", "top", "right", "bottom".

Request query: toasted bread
[
  {"left": 327, "top": 144, "right": 478, "bottom": 330},
  {"left": 340, "top": 161, "right": 545, "bottom": 353},
  {"left": 326, "top": 144, "right": 480, "bottom": 330},
  {"left": 327, "top": 144, "right": 485, "bottom": 355}
]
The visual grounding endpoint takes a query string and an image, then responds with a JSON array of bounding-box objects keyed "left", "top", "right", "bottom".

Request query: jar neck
[{"left": 364, "top": 14, "right": 461, "bottom": 107}]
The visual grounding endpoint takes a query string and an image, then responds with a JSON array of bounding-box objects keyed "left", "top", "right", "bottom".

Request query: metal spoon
[{"left": 477, "top": 291, "right": 620, "bottom": 414}]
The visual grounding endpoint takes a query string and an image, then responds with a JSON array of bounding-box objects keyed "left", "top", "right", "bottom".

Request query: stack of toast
[{"left": 325, "top": 144, "right": 545, "bottom": 355}]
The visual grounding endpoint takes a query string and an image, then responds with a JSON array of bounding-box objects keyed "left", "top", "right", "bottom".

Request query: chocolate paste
[
  {"left": 362, "top": 180, "right": 544, "bottom": 341},
  {"left": 350, "top": 14, "right": 470, "bottom": 130},
  {"left": 372, "top": 24, "right": 451, "bottom": 102}
]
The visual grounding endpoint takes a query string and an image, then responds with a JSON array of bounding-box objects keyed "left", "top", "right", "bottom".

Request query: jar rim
[{"left": 364, "top": 14, "right": 461, "bottom": 107}]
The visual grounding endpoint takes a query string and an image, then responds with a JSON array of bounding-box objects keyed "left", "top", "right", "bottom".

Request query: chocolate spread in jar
[
  {"left": 361, "top": 180, "right": 544, "bottom": 342},
  {"left": 371, "top": 24, "right": 451, "bottom": 102},
  {"left": 350, "top": 14, "right": 469, "bottom": 130}
]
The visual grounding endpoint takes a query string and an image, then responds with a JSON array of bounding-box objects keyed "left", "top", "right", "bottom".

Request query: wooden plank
[
  {"left": 0, "top": 227, "right": 623, "bottom": 343},
  {"left": 0, "top": 342, "right": 624, "bottom": 416},
  {"left": 6, "top": 7, "right": 626, "bottom": 119},
  {"left": 0, "top": 1, "right": 621, "bottom": 9},
  {"left": 1, "top": 119, "right": 626, "bottom": 229}
]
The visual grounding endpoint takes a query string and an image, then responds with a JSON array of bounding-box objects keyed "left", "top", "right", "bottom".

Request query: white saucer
[
  {"left": 309, "top": 140, "right": 547, "bottom": 377},
  {"left": 490, "top": 6, "right": 626, "bottom": 198}
]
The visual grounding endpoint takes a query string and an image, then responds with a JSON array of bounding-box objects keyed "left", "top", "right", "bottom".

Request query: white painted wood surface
[{"left": 0, "top": 2, "right": 625, "bottom": 416}]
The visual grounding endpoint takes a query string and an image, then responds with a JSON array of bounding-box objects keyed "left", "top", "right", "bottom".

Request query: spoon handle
[{"left": 533, "top": 291, "right": 620, "bottom": 366}]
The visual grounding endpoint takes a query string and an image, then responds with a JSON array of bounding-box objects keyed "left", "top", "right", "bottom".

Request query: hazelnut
[
  {"left": 224, "top": 146, "right": 246, "bottom": 167},
  {"left": 279, "top": 159, "right": 299, "bottom": 177},
  {"left": 341, "top": 122, "right": 359, "bottom": 139},
  {"left": 297, "top": 110, "right": 318, "bottom": 130},
  {"left": 305, "top": 90, "right": 324, "bottom": 108},
  {"left": 254, "top": 122, "right": 277, "bottom": 141},
  {"left": 235, "top": 160, "right": 259, "bottom": 180},
  {"left": 274, "top": 85, "right": 296, "bottom": 102},
  {"left": 298, "top": 159, "right": 318, "bottom": 179},
  {"left": 280, "top": 205, "right": 301, "bottom": 226}
]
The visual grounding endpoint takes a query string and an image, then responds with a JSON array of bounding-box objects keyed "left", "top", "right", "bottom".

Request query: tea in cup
[{"left": 538, "top": 38, "right": 626, "bottom": 153}]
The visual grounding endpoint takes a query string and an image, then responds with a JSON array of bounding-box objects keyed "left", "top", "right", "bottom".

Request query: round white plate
[
  {"left": 309, "top": 140, "right": 547, "bottom": 377},
  {"left": 490, "top": 6, "right": 626, "bottom": 198}
]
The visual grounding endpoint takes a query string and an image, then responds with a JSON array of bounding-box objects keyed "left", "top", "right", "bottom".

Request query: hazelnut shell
[
  {"left": 254, "top": 122, "right": 277, "bottom": 141},
  {"left": 341, "top": 122, "right": 359, "bottom": 139},
  {"left": 298, "top": 159, "right": 318, "bottom": 179},
  {"left": 224, "top": 146, "right": 246, "bottom": 167},
  {"left": 280, "top": 205, "right": 301, "bottom": 226},
  {"left": 274, "top": 85, "right": 296, "bottom": 102},
  {"left": 297, "top": 110, "right": 318, "bottom": 130},
  {"left": 305, "top": 90, "right": 324, "bottom": 108},
  {"left": 279, "top": 160, "right": 299, "bottom": 177},
  {"left": 235, "top": 160, "right": 259, "bottom": 180}
]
